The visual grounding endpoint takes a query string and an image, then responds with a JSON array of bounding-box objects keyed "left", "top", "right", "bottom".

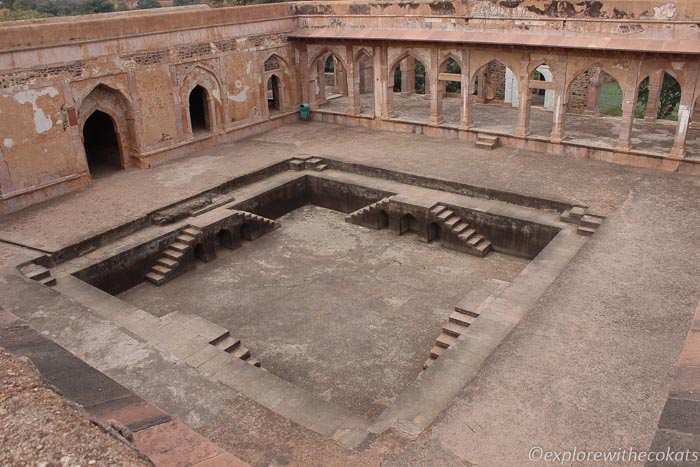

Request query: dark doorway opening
[
  {"left": 189, "top": 85, "right": 209, "bottom": 134},
  {"left": 399, "top": 213, "right": 419, "bottom": 235},
  {"left": 267, "top": 75, "right": 281, "bottom": 113},
  {"left": 83, "top": 110, "right": 122, "bottom": 178}
]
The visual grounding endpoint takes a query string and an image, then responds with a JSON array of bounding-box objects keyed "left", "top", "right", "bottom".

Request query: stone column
[
  {"left": 429, "top": 48, "right": 443, "bottom": 126},
  {"left": 617, "top": 61, "right": 641, "bottom": 152},
  {"left": 515, "top": 59, "right": 531, "bottom": 137},
  {"left": 644, "top": 69, "right": 664, "bottom": 121},
  {"left": 299, "top": 45, "right": 310, "bottom": 105},
  {"left": 586, "top": 67, "right": 602, "bottom": 115},
  {"left": 460, "top": 48, "right": 472, "bottom": 129},
  {"left": 317, "top": 59, "right": 327, "bottom": 105},
  {"left": 346, "top": 45, "right": 361, "bottom": 115},
  {"left": 374, "top": 44, "right": 392, "bottom": 118},
  {"left": 476, "top": 67, "right": 487, "bottom": 103},
  {"left": 550, "top": 55, "right": 568, "bottom": 143},
  {"left": 400, "top": 57, "right": 416, "bottom": 96},
  {"left": 670, "top": 62, "right": 700, "bottom": 158}
]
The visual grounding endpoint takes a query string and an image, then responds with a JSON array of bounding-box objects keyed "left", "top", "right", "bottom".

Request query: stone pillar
[
  {"left": 400, "top": 57, "right": 416, "bottom": 96},
  {"left": 617, "top": 61, "right": 641, "bottom": 152},
  {"left": 317, "top": 59, "right": 327, "bottom": 104},
  {"left": 429, "top": 48, "right": 443, "bottom": 126},
  {"left": 644, "top": 69, "right": 664, "bottom": 121},
  {"left": 550, "top": 56, "right": 568, "bottom": 143},
  {"left": 515, "top": 60, "right": 531, "bottom": 137},
  {"left": 586, "top": 67, "right": 602, "bottom": 115},
  {"left": 504, "top": 67, "right": 519, "bottom": 108},
  {"left": 299, "top": 45, "right": 310, "bottom": 105},
  {"left": 374, "top": 44, "right": 391, "bottom": 118},
  {"left": 476, "top": 67, "right": 487, "bottom": 103},
  {"left": 460, "top": 48, "right": 472, "bottom": 129},
  {"left": 670, "top": 62, "right": 700, "bottom": 158},
  {"left": 346, "top": 45, "right": 361, "bottom": 115}
]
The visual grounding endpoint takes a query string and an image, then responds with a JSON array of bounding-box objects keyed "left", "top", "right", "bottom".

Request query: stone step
[
  {"left": 314, "top": 164, "right": 328, "bottom": 171},
  {"left": 247, "top": 358, "right": 261, "bottom": 368},
  {"left": 164, "top": 249, "right": 184, "bottom": 260},
  {"left": 176, "top": 234, "right": 196, "bottom": 244},
  {"left": 306, "top": 157, "right": 322, "bottom": 165},
  {"left": 429, "top": 346, "right": 444, "bottom": 359},
  {"left": 458, "top": 228, "right": 476, "bottom": 241},
  {"left": 444, "top": 216, "right": 460, "bottom": 228},
  {"left": 475, "top": 240, "right": 492, "bottom": 254},
  {"left": 580, "top": 214, "right": 603, "bottom": 229},
  {"left": 23, "top": 265, "right": 51, "bottom": 281},
  {"left": 435, "top": 333, "right": 456, "bottom": 349},
  {"left": 170, "top": 242, "right": 189, "bottom": 252},
  {"left": 423, "top": 358, "right": 434, "bottom": 370},
  {"left": 430, "top": 205, "right": 446, "bottom": 215},
  {"left": 152, "top": 265, "right": 171, "bottom": 275},
  {"left": 442, "top": 321, "right": 470, "bottom": 337},
  {"left": 157, "top": 257, "right": 179, "bottom": 268},
  {"left": 475, "top": 141, "right": 497, "bottom": 150},
  {"left": 39, "top": 275, "right": 57, "bottom": 287},
  {"left": 454, "top": 278, "right": 509, "bottom": 317},
  {"left": 569, "top": 206, "right": 587, "bottom": 220},
  {"left": 466, "top": 234, "right": 484, "bottom": 246},
  {"left": 449, "top": 311, "right": 475, "bottom": 327},
  {"left": 452, "top": 222, "right": 469, "bottom": 233},
  {"left": 232, "top": 346, "right": 251, "bottom": 360},
  {"left": 559, "top": 209, "right": 579, "bottom": 224},
  {"left": 577, "top": 226, "right": 596, "bottom": 237},
  {"left": 213, "top": 335, "right": 240, "bottom": 353},
  {"left": 183, "top": 227, "right": 202, "bottom": 238},
  {"left": 289, "top": 159, "right": 305, "bottom": 171},
  {"left": 478, "top": 134, "right": 499, "bottom": 144},
  {"left": 145, "top": 272, "right": 166, "bottom": 285},
  {"left": 437, "top": 209, "right": 454, "bottom": 220}
]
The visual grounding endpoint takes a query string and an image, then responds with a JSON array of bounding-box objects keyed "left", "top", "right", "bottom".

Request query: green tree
[
  {"left": 136, "top": 0, "right": 160, "bottom": 8},
  {"left": 116, "top": 1, "right": 128, "bottom": 10},
  {"left": 77, "top": 0, "right": 115, "bottom": 14},
  {"left": 173, "top": 0, "right": 201, "bottom": 5}
]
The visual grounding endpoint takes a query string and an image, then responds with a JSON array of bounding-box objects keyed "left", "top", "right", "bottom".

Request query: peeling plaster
[
  {"left": 246, "top": 61, "right": 252, "bottom": 75},
  {"left": 13, "top": 87, "right": 59, "bottom": 135},
  {"left": 229, "top": 85, "right": 250, "bottom": 103},
  {"left": 3, "top": 138, "right": 13, "bottom": 148}
]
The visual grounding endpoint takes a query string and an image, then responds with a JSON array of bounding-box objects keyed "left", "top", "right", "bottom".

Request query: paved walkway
[{"left": 0, "top": 121, "right": 698, "bottom": 465}]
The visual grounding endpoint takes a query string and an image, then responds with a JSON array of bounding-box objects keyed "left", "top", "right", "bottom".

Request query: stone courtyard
[{"left": 1, "top": 1, "right": 700, "bottom": 466}]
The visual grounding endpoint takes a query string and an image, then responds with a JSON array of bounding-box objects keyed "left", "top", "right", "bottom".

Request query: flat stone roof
[{"left": 289, "top": 28, "right": 700, "bottom": 55}]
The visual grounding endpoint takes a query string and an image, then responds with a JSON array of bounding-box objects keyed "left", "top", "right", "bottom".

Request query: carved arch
[
  {"left": 179, "top": 64, "right": 224, "bottom": 135},
  {"left": 77, "top": 83, "right": 134, "bottom": 170}
]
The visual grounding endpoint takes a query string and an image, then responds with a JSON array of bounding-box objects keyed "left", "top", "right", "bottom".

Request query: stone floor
[
  {"left": 319, "top": 93, "right": 700, "bottom": 157},
  {"left": 119, "top": 205, "right": 527, "bottom": 418},
  {"left": 0, "top": 122, "right": 699, "bottom": 465}
]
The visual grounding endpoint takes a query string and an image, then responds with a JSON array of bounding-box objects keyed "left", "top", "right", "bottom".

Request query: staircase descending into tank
[
  {"left": 20, "top": 263, "right": 57, "bottom": 287},
  {"left": 146, "top": 226, "right": 203, "bottom": 286},
  {"left": 424, "top": 279, "right": 509, "bottom": 370},
  {"left": 430, "top": 204, "right": 492, "bottom": 257},
  {"left": 344, "top": 196, "right": 394, "bottom": 229}
]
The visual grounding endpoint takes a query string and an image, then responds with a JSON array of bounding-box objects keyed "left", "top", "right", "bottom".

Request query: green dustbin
[{"left": 299, "top": 103, "right": 310, "bottom": 120}]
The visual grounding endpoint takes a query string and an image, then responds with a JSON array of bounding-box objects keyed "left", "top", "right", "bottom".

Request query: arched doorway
[
  {"left": 82, "top": 110, "right": 122, "bottom": 177},
  {"left": 399, "top": 213, "right": 419, "bottom": 235},
  {"left": 390, "top": 54, "right": 430, "bottom": 122},
  {"left": 471, "top": 59, "right": 518, "bottom": 132},
  {"left": 188, "top": 85, "right": 209, "bottom": 134},
  {"left": 267, "top": 75, "right": 281, "bottom": 113}
]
